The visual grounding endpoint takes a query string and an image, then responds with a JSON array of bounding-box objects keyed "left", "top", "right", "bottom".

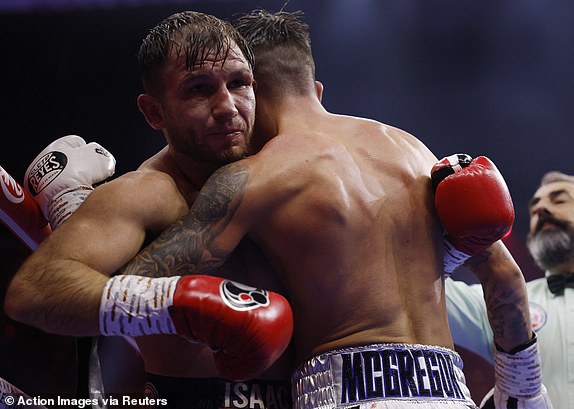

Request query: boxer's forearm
[
  {"left": 465, "top": 242, "right": 532, "bottom": 352},
  {"left": 5, "top": 254, "right": 106, "bottom": 336}
]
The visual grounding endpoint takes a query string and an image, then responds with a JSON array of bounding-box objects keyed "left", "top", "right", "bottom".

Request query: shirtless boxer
[
  {"left": 104, "top": 10, "right": 549, "bottom": 408},
  {"left": 6, "top": 9, "right": 548, "bottom": 409},
  {"left": 4, "top": 12, "right": 293, "bottom": 409}
]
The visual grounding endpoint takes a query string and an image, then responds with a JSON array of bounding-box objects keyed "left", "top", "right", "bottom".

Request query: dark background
[{"left": 1, "top": 0, "right": 573, "bottom": 403}]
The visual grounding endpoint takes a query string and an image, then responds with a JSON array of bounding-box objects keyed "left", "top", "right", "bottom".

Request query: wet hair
[
  {"left": 138, "top": 11, "right": 254, "bottom": 96},
  {"left": 540, "top": 171, "right": 574, "bottom": 187},
  {"left": 233, "top": 9, "right": 316, "bottom": 97}
]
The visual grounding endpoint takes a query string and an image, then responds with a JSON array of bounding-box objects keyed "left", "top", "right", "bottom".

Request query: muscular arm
[
  {"left": 4, "top": 172, "right": 186, "bottom": 336},
  {"left": 464, "top": 241, "right": 532, "bottom": 353},
  {"left": 120, "top": 162, "right": 250, "bottom": 278}
]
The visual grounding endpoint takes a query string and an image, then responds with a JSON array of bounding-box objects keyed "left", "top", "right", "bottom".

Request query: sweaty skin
[
  {"left": 121, "top": 74, "right": 530, "bottom": 365},
  {"left": 121, "top": 107, "right": 455, "bottom": 365},
  {"left": 5, "top": 44, "right": 293, "bottom": 380},
  {"left": 6, "top": 11, "right": 530, "bottom": 384}
]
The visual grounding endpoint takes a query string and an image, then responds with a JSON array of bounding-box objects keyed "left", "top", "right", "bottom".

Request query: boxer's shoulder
[
  {"left": 99, "top": 169, "right": 181, "bottom": 201},
  {"left": 80, "top": 169, "right": 187, "bottom": 229}
]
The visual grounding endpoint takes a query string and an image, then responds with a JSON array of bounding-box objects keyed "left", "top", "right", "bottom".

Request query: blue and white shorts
[{"left": 292, "top": 343, "right": 478, "bottom": 409}]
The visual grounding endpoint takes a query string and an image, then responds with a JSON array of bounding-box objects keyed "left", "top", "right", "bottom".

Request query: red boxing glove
[
  {"left": 100, "top": 275, "right": 293, "bottom": 381},
  {"left": 431, "top": 154, "right": 514, "bottom": 269},
  {"left": 170, "top": 276, "right": 293, "bottom": 381}
]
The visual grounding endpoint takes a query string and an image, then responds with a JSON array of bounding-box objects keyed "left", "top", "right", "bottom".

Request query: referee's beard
[{"left": 527, "top": 215, "right": 574, "bottom": 271}]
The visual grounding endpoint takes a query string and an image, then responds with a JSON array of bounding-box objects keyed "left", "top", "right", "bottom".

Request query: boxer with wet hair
[
  {"left": 103, "top": 9, "right": 548, "bottom": 409},
  {"left": 5, "top": 11, "right": 294, "bottom": 409}
]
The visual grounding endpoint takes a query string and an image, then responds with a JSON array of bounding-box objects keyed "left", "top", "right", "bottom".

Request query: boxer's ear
[
  {"left": 314, "top": 81, "right": 324, "bottom": 102},
  {"left": 137, "top": 93, "right": 164, "bottom": 130}
]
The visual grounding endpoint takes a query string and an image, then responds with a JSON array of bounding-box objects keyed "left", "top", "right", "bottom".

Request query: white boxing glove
[
  {"left": 481, "top": 335, "right": 553, "bottom": 409},
  {"left": 24, "top": 135, "right": 116, "bottom": 229}
]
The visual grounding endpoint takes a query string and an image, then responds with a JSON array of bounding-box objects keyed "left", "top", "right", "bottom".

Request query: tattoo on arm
[
  {"left": 469, "top": 242, "right": 531, "bottom": 350},
  {"left": 120, "top": 163, "right": 249, "bottom": 278},
  {"left": 485, "top": 284, "right": 530, "bottom": 350}
]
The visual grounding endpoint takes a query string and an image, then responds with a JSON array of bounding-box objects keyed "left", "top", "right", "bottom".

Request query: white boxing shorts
[{"left": 292, "top": 343, "right": 479, "bottom": 409}]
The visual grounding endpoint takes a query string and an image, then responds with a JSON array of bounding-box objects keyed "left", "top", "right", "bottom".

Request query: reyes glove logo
[{"left": 26, "top": 151, "right": 68, "bottom": 196}]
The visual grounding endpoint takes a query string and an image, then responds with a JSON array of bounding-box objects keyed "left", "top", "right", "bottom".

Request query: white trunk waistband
[{"left": 292, "top": 343, "right": 476, "bottom": 409}]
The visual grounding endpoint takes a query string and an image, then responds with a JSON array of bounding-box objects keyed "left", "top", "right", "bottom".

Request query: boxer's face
[
  {"left": 527, "top": 181, "right": 574, "bottom": 270},
  {"left": 157, "top": 42, "right": 255, "bottom": 164}
]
